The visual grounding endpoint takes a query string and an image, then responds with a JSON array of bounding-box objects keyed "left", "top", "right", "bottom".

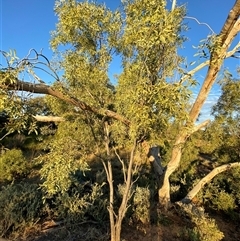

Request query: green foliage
[
  {"left": 180, "top": 227, "right": 200, "bottom": 241},
  {"left": 211, "top": 190, "right": 236, "bottom": 212},
  {"left": 0, "top": 149, "right": 29, "bottom": 182},
  {"left": 203, "top": 78, "right": 240, "bottom": 164},
  {"left": 0, "top": 183, "right": 43, "bottom": 239},
  {"left": 39, "top": 136, "right": 89, "bottom": 198},
  {"left": 115, "top": 0, "right": 190, "bottom": 141},
  {"left": 228, "top": 167, "right": 240, "bottom": 207},
  {"left": 201, "top": 182, "right": 237, "bottom": 214},
  {"left": 179, "top": 204, "right": 224, "bottom": 241},
  {"left": 192, "top": 216, "right": 224, "bottom": 241},
  {"left": 212, "top": 78, "right": 240, "bottom": 118},
  {"left": 132, "top": 186, "right": 150, "bottom": 224},
  {"left": 51, "top": 0, "right": 120, "bottom": 109},
  {"left": 48, "top": 183, "right": 108, "bottom": 223}
]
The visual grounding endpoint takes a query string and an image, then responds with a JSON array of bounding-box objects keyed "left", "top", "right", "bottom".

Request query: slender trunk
[
  {"left": 103, "top": 119, "right": 137, "bottom": 241},
  {"left": 108, "top": 160, "right": 116, "bottom": 241},
  {"left": 112, "top": 141, "right": 136, "bottom": 241}
]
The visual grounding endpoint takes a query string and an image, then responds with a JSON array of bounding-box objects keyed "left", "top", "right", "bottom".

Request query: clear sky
[{"left": 0, "top": 0, "right": 239, "bottom": 120}]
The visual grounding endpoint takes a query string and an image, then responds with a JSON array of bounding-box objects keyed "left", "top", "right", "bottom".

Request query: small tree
[{"left": 1, "top": 0, "right": 240, "bottom": 240}]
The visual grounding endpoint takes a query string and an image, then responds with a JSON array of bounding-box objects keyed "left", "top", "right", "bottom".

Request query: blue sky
[{"left": 0, "top": 0, "right": 239, "bottom": 120}]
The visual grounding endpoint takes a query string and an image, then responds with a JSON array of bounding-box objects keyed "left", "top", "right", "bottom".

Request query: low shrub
[
  {"left": 178, "top": 203, "right": 224, "bottom": 241},
  {"left": 0, "top": 149, "right": 29, "bottom": 182},
  {"left": 0, "top": 182, "right": 43, "bottom": 239},
  {"left": 48, "top": 183, "right": 108, "bottom": 223},
  {"left": 132, "top": 186, "right": 150, "bottom": 224}
]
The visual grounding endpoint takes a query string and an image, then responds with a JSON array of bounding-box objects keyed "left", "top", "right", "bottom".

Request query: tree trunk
[
  {"left": 158, "top": 134, "right": 187, "bottom": 208},
  {"left": 181, "top": 162, "right": 240, "bottom": 204},
  {"left": 158, "top": 0, "right": 240, "bottom": 209}
]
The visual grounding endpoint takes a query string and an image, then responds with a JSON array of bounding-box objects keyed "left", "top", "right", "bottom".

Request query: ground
[{"left": 6, "top": 208, "right": 238, "bottom": 241}]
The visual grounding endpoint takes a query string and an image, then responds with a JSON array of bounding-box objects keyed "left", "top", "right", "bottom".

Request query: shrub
[
  {"left": 178, "top": 203, "right": 224, "bottom": 241},
  {"left": 192, "top": 216, "right": 224, "bottom": 241},
  {"left": 201, "top": 182, "right": 237, "bottom": 214},
  {"left": 211, "top": 190, "right": 236, "bottom": 212},
  {"left": 44, "top": 183, "right": 108, "bottom": 224},
  {"left": 0, "top": 149, "right": 29, "bottom": 182},
  {"left": 180, "top": 227, "right": 200, "bottom": 241},
  {"left": 0, "top": 182, "right": 43, "bottom": 239},
  {"left": 132, "top": 186, "right": 150, "bottom": 224},
  {"left": 39, "top": 137, "right": 90, "bottom": 198}
]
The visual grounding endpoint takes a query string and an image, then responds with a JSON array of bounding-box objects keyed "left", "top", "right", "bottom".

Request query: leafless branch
[
  {"left": 184, "top": 16, "right": 215, "bottom": 35},
  {"left": 181, "top": 162, "right": 240, "bottom": 204}
]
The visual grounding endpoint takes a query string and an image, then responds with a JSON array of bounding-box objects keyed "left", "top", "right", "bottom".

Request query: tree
[
  {"left": 181, "top": 76, "right": 240, "bottom": 204},
  {"left": 1, "top": 0, "right": 240, "bottom": 240}
]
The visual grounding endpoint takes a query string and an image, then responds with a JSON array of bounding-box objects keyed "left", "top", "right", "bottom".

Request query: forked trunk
[{"left": 110, "top": 218, "right": 123, "bottom": 241}]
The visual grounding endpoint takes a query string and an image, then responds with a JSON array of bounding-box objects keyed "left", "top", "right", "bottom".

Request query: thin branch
[
  {"left": 180, "top": 41, "right": 240, "bottom": 83},
  {"left": 0, "top": 131, "right": 13, "bottom": 141},
  {"left": 190, "top": 119, "right": 210, "bottom": 135},
  {"left": 33, "top": 115, "right": 65, "bottom": 122},
  {"left": 184, "top": 16, "right": 215, "bottom": 35},
  {"left": 171, "top": 0, "right": 176, "bottom": 11},
  {"left": 114, "top": 147, "right": 127, "bottom": 183}
]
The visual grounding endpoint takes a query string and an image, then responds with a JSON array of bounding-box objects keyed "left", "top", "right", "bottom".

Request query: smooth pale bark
[
  {"left": 158, "top": 0, "right": 240, "bottom": 208},
  {"left": 181, "top": 162, "right": 240, "bottom": 204},
  {"left": 33, "top": 115, "right": 65, "bottom": 122}
]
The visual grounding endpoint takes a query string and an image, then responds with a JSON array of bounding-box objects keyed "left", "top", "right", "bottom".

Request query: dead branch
[{"left": 184, "top": 16, "right": 215, "bottom": 34}]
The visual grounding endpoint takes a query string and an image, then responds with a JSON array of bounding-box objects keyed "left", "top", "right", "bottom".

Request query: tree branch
[
  {"left": 1, "top": 77, "right": 130, "bottom": 126},
  {"left": 188, "top": 13, "right": 240, "bottom": 123},
  {"left": 181, "top": 41, "right": 240, "bottom": 83},
  {"left": 219, "top": 0, "right": 240, "bottom": 44},
  {"left": 181, "top": 162, "right": 240, "bottom": 204},
  {"left": 190, "top": 119, "right": 210, "bottom": 135},
  {"left": 184, "top": 16, "right": 215, "bottom": 34},
  {"left": 33, "top": 115, "right": 65, "bottom": 122}
]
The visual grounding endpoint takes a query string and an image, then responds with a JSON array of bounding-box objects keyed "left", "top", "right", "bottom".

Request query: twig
[
  {"left": 184, "top": 16, "right": 215, "bottom": 35},
  {"left": 114, "top": 147, "right": 127, "bottom": 183}
]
